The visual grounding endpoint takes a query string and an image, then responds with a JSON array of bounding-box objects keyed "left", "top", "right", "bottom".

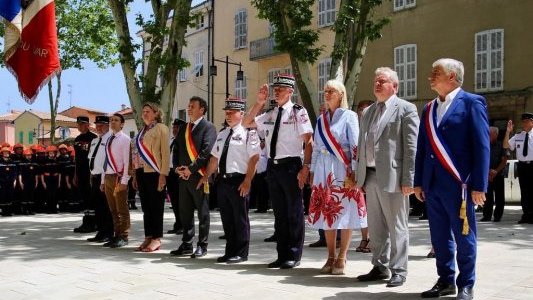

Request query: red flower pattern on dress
[
  {"left": 308, "top": 173, "right": 345, "bottom": 227},
  {"left": 339, "top": 186, "right": 367, "bottom": 218},
  {"left": 352, "top": 145, "right": 358, "bottom": 161}
]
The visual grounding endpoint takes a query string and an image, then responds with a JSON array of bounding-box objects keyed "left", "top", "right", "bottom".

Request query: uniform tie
[
  {"left": 269, "top": 106, "right": 283, "bottom": 159},
  {"left": 523, "top": 131, "right": 529, "bottom": 157},
  {"left": 89, "top": 137, "right": 102, "bottom": 171},
  {"left": 219, "top": 128, "right": 233, "bottom": 175}
]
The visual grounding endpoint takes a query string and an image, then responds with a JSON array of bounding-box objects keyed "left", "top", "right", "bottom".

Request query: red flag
[{"left": 5, "top": 0, "right": 61, "bottom": 104}]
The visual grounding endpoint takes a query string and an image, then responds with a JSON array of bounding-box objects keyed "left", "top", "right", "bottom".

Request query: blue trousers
[{"left": 426, "top": 180, "right": 477, "bottom": 288}]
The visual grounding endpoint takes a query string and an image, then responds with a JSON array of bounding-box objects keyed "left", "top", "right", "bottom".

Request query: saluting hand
[
  {"left": 506, "top": 120, "right": 514, "bottom": 134},
  {"left": 257, "top": 84, "right": 269, "bottom": 106}
]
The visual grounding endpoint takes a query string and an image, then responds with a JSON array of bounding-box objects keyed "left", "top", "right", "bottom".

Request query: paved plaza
[{"left": 1, "top": 204, "right": 532, "bottom": 300}]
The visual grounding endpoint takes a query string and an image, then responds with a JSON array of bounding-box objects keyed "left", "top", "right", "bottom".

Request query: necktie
[
  {"left": 89, "top": 137, "right": 102, "bottom": 171},
  {"left": 219, "top": 129, "right": 234, "bottom": 175},
  {"left": 522, "top": 132, "right": 529, "bottom": 159},
  {"left": 366, "top": 102, "right": 385, "bottom": 165},
  {"left": 104, "top": 134, "right": 116, "bottom": 172},
  {"left": 269, "top": 107, "right": 283, "bottom": 159}
]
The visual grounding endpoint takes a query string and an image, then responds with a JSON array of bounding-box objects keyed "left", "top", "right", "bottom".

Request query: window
[
  {"left": 475, "top": 29, "right": 504, "bottom": 92},
  {"left": 235, "top": 76, "right": 247, "bottom": 100},
  {"left": 318, "top": 58, "right": 332, "bottom": 105},
  {"left": 28, "top": 130, "right": 33, "bottom": 144},
  {"left": 129, "top": 131, "right": 135, "bottom": 139},
  {"left": 178, "top": 69, "right": 186, "bottom": 82},
  {"left": 195, "top": 15, "right": 205, "bottom": 30},
  {"left": 394, "top": 0, "right": 416, "bottom": 11},
  {"left": 178, "top": 109, "right": 186, "bottom": 121},
  {"left": 18, "top": 131, "right": 23, "bottom": 143},
  {"left": 267, "top": 68, "right": 281, "bottom": 99},
  {"left": 394, "top": 44, "right": 417, "bottom": 99},
  {"left": 318, "top": 0, "right": 336, "bottom": 27},
  {"left": 193, "top": 50, "right": 204, "bottom": 77},
  {"left": 234, "top": 9, "right": 247, "bottom": 49}
]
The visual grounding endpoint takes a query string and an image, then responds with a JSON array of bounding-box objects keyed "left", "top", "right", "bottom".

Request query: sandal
[
  {"left": 356, "top": 239, "right": 370, "bottom": 252},
  {"left": 142, "top": 239, "right": 161, "bottom": 253},
  {"left": 331, "top": 257, "right": 346, "bottom": 275},
  {"left": 320, "top": 256, "right": 336, "bottom": 274},
  {"left": 136, "top": 237, "right": 152, "bottom": 252}
]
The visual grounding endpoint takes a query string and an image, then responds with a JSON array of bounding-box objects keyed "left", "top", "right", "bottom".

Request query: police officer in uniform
[
  {"left": 73, "top": 116, "right": 98, "bottom": 232},
  {"left": 18, "top": 149, "right": 38, "bottom": 215},
  {"left": 504, "top": 112, "right": 533, "bottom": 224},
  {"left": 243, "top": 74, "right": 314, "bottom": 269},
  {"left": 41, "top": 145, "right": 61, "bottom": 213},
  {"left": 198, "top": 98, "right": 260, "bottom": 263},
  {"left": 0, "top": 146, "right": 17, "bottom": 216}
]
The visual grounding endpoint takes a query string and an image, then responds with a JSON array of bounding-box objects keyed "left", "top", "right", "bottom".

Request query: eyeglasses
[{"left": 324, "top": 89, "right": 338, "bottom": 94}]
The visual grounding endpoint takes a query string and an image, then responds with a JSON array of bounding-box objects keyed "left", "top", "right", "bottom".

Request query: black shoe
[
  {"left": 227, "top": 256, "right": 247, "bottom": 264},
  {"left": 254, "top": 209, "right": 267, "bottom": 213},
  {"left": 493, "top": 218, "right": 501, "bottom": 222},
  {"left": 280, "top": 260, "right": 300, "bottom": 269},
  {"left": 427, "top": 251, "right": 436, "bottom": 258},
  {"left": 386, "top": 274, "right": 406, "bottom": 287},
  {"left": 479, "top": 217, "right": 491, "bottom": 222},
  {"left": 87, "top": 234, "right": 105, "bottom": 242},
  {"left": 264, "top": 234, "right": 277, "bottom": 242},
  {"left": 308, "top": 240, "right": 327, "bottom": 247},
  {"left": 421, "top": 280, "right": 457, "bottom": 298},
  {"left": 219, "top": 235, "right": 226, "bottom": 240},
  {"left": 267, "top": 259, "right": 283, "bottom": 268},
  {"left": 167, "top": 228, "right": 183, "bottom": 235},
  {"left": 110, "top": 238, "right": 128, "bottom": 248},
  {"left": 419, "top": 215, "right": 428, "bottom": 220},
  {"left": 73, "top": 224, "right": 96, "bottom": 233},
  {"left": 456, "top": 286, "right": 474, "bottom": 300},
  {"left": 103, "top": 237, "right": 117, "bottom": 247},
  {"left": 170, "top": 243, "right": 193, "bottom": 256},
  {"left": 191, "top": 246, "right": 207, "bottom": 258},
  {"left": 357, "top": 266, "right": 391, "bottom": 281},
  {"left": 217, "top": 255, "right": 229, "bottom": 263}
]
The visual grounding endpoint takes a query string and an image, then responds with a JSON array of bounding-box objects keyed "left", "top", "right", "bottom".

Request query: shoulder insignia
[
  {"left": 293, "top": 103, "right": 303, "bottom": 110},
  {"left": 266, "top": 107, "right": 275, "bottom": 113}
]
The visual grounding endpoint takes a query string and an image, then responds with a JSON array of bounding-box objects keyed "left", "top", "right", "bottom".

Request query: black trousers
[
  {"left": 137, "top": 169, "right": 166, "bottom": 238},
  {"left": 179, "top": 173, "right": 210, "bottom": 246},
  {"left": 266, "top": 159, "right": 304, "bottom": 262},
  {"left": 21, "top": 176, "right": 35, "bottom": 211},
  {"left": 44, "top": 175, "right": 59, "bottom": 212},
  {"left": 0, "top": 180, "right": 14, "bottom": 214},
  {"left": 91, "top": 175, "right": 113, "bottom": 237},
  {"left": 517, "top": 162, "right": 533, "bottom": 220},
  {"left": 218, "top": 175, "right": 250, "bottom": 258},
  {"left": 483, "top": 174, "right": 505, "bottom": 221},
  {"left": 78, "top": 172, "right": 93, "bottom": 210},
  {"left": 167, "top": 171, "right": 182, "bottom": 231},
  {"left": 250, "top": 172, "right": 269, "bottom": 211}
]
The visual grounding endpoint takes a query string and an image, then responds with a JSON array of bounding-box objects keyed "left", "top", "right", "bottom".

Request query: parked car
[{"left": 503, "top": 159, "right": 520, "bottom": 204}]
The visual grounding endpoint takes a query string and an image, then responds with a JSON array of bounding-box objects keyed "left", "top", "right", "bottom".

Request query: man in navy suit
[{"left": 414, "top": 58, "right": 489, "bottom": 300}]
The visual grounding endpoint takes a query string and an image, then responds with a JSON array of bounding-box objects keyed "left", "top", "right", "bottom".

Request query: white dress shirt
[
  {"left": 509, "top": 129, "right": 533, "bottom": 161},
  {"left": 211, "top": 123, "right": 261, "bottom": 174},
  {"left": 102, "top": 130, "right": 131, "bottom": 185},
  {"left": 436, "top": 87, "right": 461, "bottom": 125},
  {"left": 87, "top": 130, "right": 111, "bottom": 175}
]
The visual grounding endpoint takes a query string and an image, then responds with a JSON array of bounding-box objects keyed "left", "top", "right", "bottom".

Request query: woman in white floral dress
[{"left": 308, "top": 79, "right": 367, "bottom": 275}]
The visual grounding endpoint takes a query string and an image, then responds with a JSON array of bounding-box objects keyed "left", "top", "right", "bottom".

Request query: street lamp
[{"left": 210, "top": 56, "right": 244, "bottom": 99}]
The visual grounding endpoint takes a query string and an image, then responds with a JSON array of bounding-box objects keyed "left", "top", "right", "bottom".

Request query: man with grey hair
[
  {"left": 414, "top": 58, "right": 489, "bottom": 300},
  {"left": 356, "top": 67, "right": 419, "bottom": 287},
  {"left": 481, "top": 126, "right": 508, "bottom": 222}
]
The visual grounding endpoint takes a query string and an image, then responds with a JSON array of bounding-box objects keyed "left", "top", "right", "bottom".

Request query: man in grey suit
[{"left": 356, "top": 67, "right": 419, "bottom": 287}]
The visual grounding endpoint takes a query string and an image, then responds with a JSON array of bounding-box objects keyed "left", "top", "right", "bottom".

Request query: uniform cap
[
  {"left": 1, "top": 142, "right": 11, "bottom": 148},
  {"left": 271, "top": 74, "right": 295, "bottom": 89},
  {"left": 223, "top": 97, "right": 246, "bottom": 111},
  {"left": 94, "top": 115, "right": 109, "bottom": 124},
  {"left": 46, "top": 145, "right": 57, "bottom": 152},
  {"left": 13, "top": 143, "right": 24, "bottom": 149},
  {"left": 58, "top": 144, "right": 68, "bottom": 150},
  {"left": 521, "top": 112, "right": 533, "bottom": 121},
  {"left": 23, "top": 149, "right": 32, "bottom": 155},
  {"left": 77, "top": 116, "right": 90, "bottom": 124},
  {"left": 1, "top": 146, "right": 10, "bottom": 153}
]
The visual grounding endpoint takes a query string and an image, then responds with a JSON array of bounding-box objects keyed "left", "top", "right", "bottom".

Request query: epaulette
[
  {"left": 293, "top": 103, "right": 303, "bottom": 110},
  {"left": 265, "top": 107, "right": 275, "bottom": 113}
]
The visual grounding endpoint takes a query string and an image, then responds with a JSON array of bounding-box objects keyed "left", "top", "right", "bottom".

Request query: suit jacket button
[{"left": 430, "top": 154, "right": 434, "bottom": 159}]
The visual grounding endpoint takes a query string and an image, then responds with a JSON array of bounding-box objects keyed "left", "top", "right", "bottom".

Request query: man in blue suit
[{"left": 414, "top": 58, "right": 489, "bottom": 300}]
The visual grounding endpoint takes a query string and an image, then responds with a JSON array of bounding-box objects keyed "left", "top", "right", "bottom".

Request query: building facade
[{"left": 13, "top": 110, "right": 80, "bottom": 146}]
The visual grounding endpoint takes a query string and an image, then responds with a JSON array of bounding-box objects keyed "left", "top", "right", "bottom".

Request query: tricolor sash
[
  {"left": 184, "top": 123, "right": 209, "bottom": 194},
  {"left": 425, "top": 100, "right": 470, "bottom": 235},
  {"left": 105, "top": 136, "right": 122, "bottom": 175},
  {"left": 317, "top": 113, "right": 350, "bottom": 166},
  {"left": 135, "top": 125, "right": 161, "bottom": 174}
]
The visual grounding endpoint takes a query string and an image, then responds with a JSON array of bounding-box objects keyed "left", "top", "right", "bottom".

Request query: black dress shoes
[
  {"left": 103, "top": 237, "right": 117, "bottom": 247},
  {"left": 87, "top": 234, "right": 104, "bottom": 242},
  {"left": 386, "top": 274, "right": 406, "bottom": 287},
  {"left": 191, "top": 246, "right": 207, "bottom": 258},
  {"left": 110, "top": 238, "right": 128, "bottom": 248},
  {"left": 479, "top": 217, "right": 491, "bottom": 222},
  {"left": 219, "top": 235, "right": 226, "bottom": 239},
  {"left": 226, "top": 256, "right": 247, "bottom": 264},
  {"left": 267, "top": 259, "right": 283, "bottom": 268},
  {"left": 264, "top": 234, "right": 277, "bottom": 242},
  {"left": 421, "top": 281, "right": 457, "bottom": 298},
  {"left": 357, "top": 266, "right": 391, "bottom": 282},
  {"left": 170, "top": 243, "right": 193, "bottom": 256},
  {"left": 308, "top": 240, "right": 327, "bottom": 247},
  {"left": 167, "top": 228, "right": 183, "bottom": 235},
  {"left": 217, "top": 256, "right": 229, "bottom": 263},
  {"left": 456, "top": 287, "right": 474, "bottom": 300},
  {"left": 280, "top": 260, "right": 300, "bottom": 269}
]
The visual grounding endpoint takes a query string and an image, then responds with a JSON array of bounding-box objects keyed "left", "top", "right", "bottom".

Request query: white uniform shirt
[
  {"left": 102, "top": 130, "right": 131, "bottom": 185},
  {"left": 211, "top": 123, "right": 261, "bottom": 174},
  {"left": 508, "top": 129, "right": 533, "bottom": 161},
  {"left": 255, "top": 100, "right": 313, "bottom": 159},
  {"left": 436, "top": 87, "right": 461, "bottom": 125},
  {"left": 256, "top": 146, "right": 268, "bottom": 174},
  {"left": 88, "top": 130, "right": 111, "bottom": 175},
  {"left": 169, "top": 136, "right": 175, "bottom": 168}
]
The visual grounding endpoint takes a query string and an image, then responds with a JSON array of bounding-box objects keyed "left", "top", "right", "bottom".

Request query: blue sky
[{"left": 0, "top": 0, "right": 203, "bottom": 114}]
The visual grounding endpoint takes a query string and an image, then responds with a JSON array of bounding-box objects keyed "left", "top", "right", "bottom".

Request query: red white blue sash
[
  {"left": 317, "top": 113, "right": 350, "bottom": 166},
  {"left": 425, "top": 99, "right": 470, "bottom": 235},
  {"left": 135, "top": 124, "right": 161, "bottom": 173},
  {"left": 105, "top": 135, "right": 121, "bottom": 175}
]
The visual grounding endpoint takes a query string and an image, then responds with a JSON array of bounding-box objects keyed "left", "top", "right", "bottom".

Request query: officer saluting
[
  {"left": 198, "top": 98, "right": 261, "bottom": 264},
  {"left": 504, "top": 112, "right": 533, "bottom": 224},
  {"left": 243, "top": 74, "right": 314, "bottom": 269}
]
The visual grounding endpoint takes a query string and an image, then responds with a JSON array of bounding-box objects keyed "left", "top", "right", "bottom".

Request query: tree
[
  {"left": 106, "top": 0, "right": 193, "bottom": 126},
  {"left": 252, "top": 0, "right": 389, "bottom": 121},
  {"left": 0, "top": 0, "right": 119, "bottom": 144}
]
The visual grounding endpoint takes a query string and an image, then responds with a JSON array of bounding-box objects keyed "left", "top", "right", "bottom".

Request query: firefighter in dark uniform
[
  {"left": 504, "top": 112, "right": 533, "bottom": 224},
  {"left": 18, "top": 149, "right": 38, "bottom": 215},
  {"left": 56, "top": 144, "right": 73, "bottom": 211},
  {"left": 198, "top": 98, "right": 260, "bottom": 263},
  {"left": 41, "top": 145, "right": 61, "bottom": 213},
  {"left": 243, "top": 74, "right": 314, "bottom": 269},
  {"left": 34, "top": 146, "right": 47, "bottom": 212},
  {"left": 1, "top": 146, "right": 17, "bottom": 216},
  {"left": 73, "top": 116, "right": 98, "bottom": 232},
  {"left": 11, "top": 144, "right": 25, "bottom": 214}
]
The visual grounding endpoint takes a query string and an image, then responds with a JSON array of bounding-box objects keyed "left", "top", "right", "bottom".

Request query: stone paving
[{"left": 1, "top": 205, "right": 532, "bottom": 300}]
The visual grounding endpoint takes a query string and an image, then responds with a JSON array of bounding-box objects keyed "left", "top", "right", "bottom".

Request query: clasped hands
[{"left": 175, "top": 166, "right": 192, "bottom": 180}]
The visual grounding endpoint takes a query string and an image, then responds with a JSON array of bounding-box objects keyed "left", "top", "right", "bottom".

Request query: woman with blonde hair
[
  {"left": 132, "top": 102, "right": 170, "bottom": 252},
  {"left": 308, "top": 79, "right": 367, "bottom": 275}
]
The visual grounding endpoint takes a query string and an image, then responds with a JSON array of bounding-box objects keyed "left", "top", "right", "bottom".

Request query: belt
[
  {"left": 220, "top": 172, "right": 245, "bottom": 179},
  {"left": 519, "top": 161, "right": 533, "bottom": 164},
  {"left": 268, "top": 157, "right": 301, "bottom": 165}
]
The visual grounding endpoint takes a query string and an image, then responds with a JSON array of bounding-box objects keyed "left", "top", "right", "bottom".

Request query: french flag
[{"left": 1, "top": 0, "right": 60, "bottom": 104}]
